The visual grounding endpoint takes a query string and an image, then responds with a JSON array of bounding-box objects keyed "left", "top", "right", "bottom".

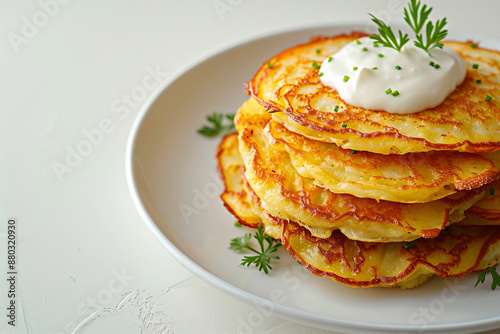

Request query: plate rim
[{"left": 125, "top": 20, "right": 500, "bottom": 334}]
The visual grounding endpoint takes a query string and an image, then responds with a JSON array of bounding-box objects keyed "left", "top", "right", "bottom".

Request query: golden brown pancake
[
  {"left": 217, "top": 30, "right": 500, "bottom": 289},
  {"left": 461, "top": 180, "right": 500, "bottom": 225},
  {"left": 282, "top": 219, "right": 500, "bottom": 289},
  {"left": 217, "top": 132, "right": 261, "bottom": 229},
  {"left": 217, "top": 131, "right": 281, "bottom": 240},
  {"left": 247, "top": 33, "right": 500, "bottom": 154},
  {"left": 216, "top": 133, "right": 500, "bottom": 289},
  {"left": 260, "top": 100, "right": 500, "bottom": 203},
  {"left": 235, "top": 99, "right": 486, "bottom": 242}
]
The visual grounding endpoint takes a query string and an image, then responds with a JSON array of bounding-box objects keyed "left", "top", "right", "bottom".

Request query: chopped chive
[
  {"left": 434, "top": 63, "right": 440, "bottom": 69},
  {"left": 362, "top": 47, "right": 368, "bottom": 52},
  {"left": 234, "top": 221, "right": 242, "bottom": 227},
  {"left": 341, "top": 123, "right": 347, "bottom": 128},
  {"left": 267, "top": 61, "right": 273, "bottom": 69},
  {"left": 486, "top": 95, "right": 493, "bottom": 102},
  {"left": 312, "top": 62, "right": 320, "bottom": 70},
  {"left": 315, "top": 48, "right": 320, "bottom": 54},
  {"left": 395, "top": 65, "right": 402, "bottom": 70},
  {"left": 343, "top": 75, "right": 350, "bottom": 82},
  {"left": 328, "top": 56, "right": 333, "bottom": 62},
  {"left": 473, "top": 64, "right": 479, "bottom": 69},
  {"left": 334, "top": 105, "right": 339, "bottom": 112},
  {"left": 471, "top": 43, "right": 477, "bottom": 49},
  {"left": 476, "top": 79, "right": 482, "bottom": 84},
  {"left": 372, "top": 67, "right": 378, "bottom": 70},
  {"left": 391, "top": 90, "right": 400, "bottom": 97},
  {"left": 429, "top": 61, "right": 435, "bottom": 67},
  {"left": 378, "top": 53, "right": 384, "bottom": 58},
  {"left": 356, "top": 40, "right": 362, "bottom": 45},
  {"left": 319, "top": 72, "right": 324, "bottom": 77},
  {"left": 403, "top": 241, "right": 417, "bottom": 249},
  {"left": 350, "top": 149, "right": 357, "bottom": 154},
  {"left": 491, "top": 188, "right": 496, "bottom": 196},
  {"left": 385, "top": 88, "right": 392, "bottom": 94},
  {"left": 373, "top": 42, "right": 379, "bottom": 47},
  {"left": 353, "top": 66, "right": 358, "bottom": 70}
]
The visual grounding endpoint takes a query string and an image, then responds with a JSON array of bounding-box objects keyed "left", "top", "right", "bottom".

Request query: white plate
[{"left": 126, "top": 23, "right": 500, "bottom": 334}]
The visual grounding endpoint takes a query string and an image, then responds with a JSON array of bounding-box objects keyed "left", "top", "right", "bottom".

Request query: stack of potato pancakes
[{"left": 216, "top": 33, "right": 500, "bottom": 288}]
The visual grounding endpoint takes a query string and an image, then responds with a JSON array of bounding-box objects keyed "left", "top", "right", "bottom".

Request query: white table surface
[{"left": 2, "top": 1, "right": 500, "bottom": 333}]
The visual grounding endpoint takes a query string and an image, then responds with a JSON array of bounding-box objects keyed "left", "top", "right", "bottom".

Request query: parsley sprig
[
  {"left": 404, "top": 0, "right": 431, "bottom": 35},
  {"left": 414, "top": 18, "right": 447, "bottom": 53},
  {"left": 229, "top": 225, "right": 282, "bottom": 274},
  {"left": 475, "top": 266, "right": 500, "bottom": 290},
  {"left": 369, "top": 14, "right": 409, "bottom": 52},
  {"left": 197, "top": 112, "right": 235, "bottom": 137},
  {"left": 370, "top": 0, "right": 448, "bottom": 54}
]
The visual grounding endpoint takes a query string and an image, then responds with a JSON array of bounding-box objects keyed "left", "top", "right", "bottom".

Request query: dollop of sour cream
[{"left": 319, "top": 37, "right": 466, "bottom": 114}]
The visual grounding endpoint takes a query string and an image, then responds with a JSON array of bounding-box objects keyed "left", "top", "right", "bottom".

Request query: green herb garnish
[
  {"left": 405, "top": 0, "right": 447, "bottom": 54},
  {"left": 229, "top": 225, "right": 282, "bottom": 274},
  {"left": 234, "top": 221, "right": 242, "bottom": 227},
  {"left": 370, "top": 0, "right": 448, "bottom": 54},
  {"left": 476, "top": 79, "right": 482, "bottom": 84},
  {"left": 362, "top": 47, "right": 368, "bottom": 52},
  {"left": 429, "top": 61, "right": 440, "bottom": 69},
  {"left": 486, "top": 95, "right": 493, "bottom": 102},
  {"left": 404, "top": 0, "right": 432, "bottom": 35},
  {"left": 473, "top": 63, "right": 479, "bottom": 69},
  {"left": 392, "top": 90, "right": 400, "bottom": 97},
  {"left": 316, "top": 48, "right": 321, "bottom": 54},
  {"left": 197, "top": 113, "right": 235, "bottom": 137},
  {"left": 369, "top": 14, "right": 409, "bottom": 52},
  {"left": 350, "top": 149, "right": 357, "bottom": 154},
  {"left": 385, "top": 88, "right": 393, "bottom": 95},
  {"left": 319, "top": 72, "right": 324, "bottom": 77},
  {"left": 395, "top": 65, "right": 402, "bottom": 70},
  {"left": 334, "top": 105, "right": 339, "bottom": 112},
  {"left": 475, "top": 266, "right": 500, "bottom": 290},
  {"left": 491, "top": 188, "right": 496, "bottom": 196},
  {"left": 341, "top": 123, "right": 347, "bottom": 128},
  {"left": 356, "top": 39, "right": 362, "bottom": 45},
  {"left": 343, "top": 75, "right": 350, "bottom": 82},
  {"left": 312, "top": 61, "right": 321, "bottom": 70},
  {"left": 353, "top": 66, "right": 358, "bottom": 70},
  {"left": 403, "top": 241, "right": 417, "bottom": 249},
  {"left": 328, "top": 56, "right": 333, "bottom": 62},
  {"left": 267, "top": 61, "right": 273, "bottom": 69}
]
